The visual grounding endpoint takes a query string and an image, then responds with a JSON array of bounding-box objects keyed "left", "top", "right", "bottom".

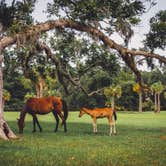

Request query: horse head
[
  {"left": 78, "top": 107, "right": 87, "bottom": 117},
  {"left": 17, "top": 118, "right": 25, "bottom": 134}
]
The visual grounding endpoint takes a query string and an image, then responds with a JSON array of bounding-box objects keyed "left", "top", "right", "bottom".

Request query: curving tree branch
[
  {"left": 35, "top": 42, "right": 88, "bottom": 95},
  {"left": 0, "top": 19, "right": 166, "bottom": 88}
]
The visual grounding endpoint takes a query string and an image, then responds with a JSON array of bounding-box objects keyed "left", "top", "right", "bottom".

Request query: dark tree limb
[
  {"left": 35, "top": 42, "right": 105, "bottom": 96},
  {"left": 0, "top": 19, "right": 166, "bottom": 89}
]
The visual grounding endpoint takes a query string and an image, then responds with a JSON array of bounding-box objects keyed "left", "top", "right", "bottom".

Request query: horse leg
[
  {"left": 113, "top": 121, "right": 116, "bottom": 135},
  {"left": 32, "top": 114, "right": 42, "bottom": 132},
  {"left": 56, "top": 110, "right": 65, "bottom": 125},
  {"left": 52, "top": 111, "right": 59, "bottom": 132},
  {"left": 108, "top": 117, "right": 113, "bottom": 136},
  {"left": 54, "top": 110, "right": 67, "bottom": 132},
  {"left": 57, "top": 110, "right": 67, "bottom": 132},
  {"left": 32, "top": 115, "right": 36, "bottom": 132},
  {"left": 63, "top": 119, "right": 67, "bottom": 132},
  {"left": 92, "top": 117, "right": 97, "bottom": 134}
]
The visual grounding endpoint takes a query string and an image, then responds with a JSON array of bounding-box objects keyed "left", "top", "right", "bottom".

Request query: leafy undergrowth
[{"left": 0, "top": 111, "right": 165, "bottom": 166}]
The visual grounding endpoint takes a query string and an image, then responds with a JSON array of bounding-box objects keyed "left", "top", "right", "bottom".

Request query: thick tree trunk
[
  {"left": 0, "top": 54, "right": 17, "bottom": 140},
  {"left": 139, "top": 92, "right": 142, "bottom": 113},
  {"left": 35, "top": 76, "right": 46, "bottom": 98},
  {"left": 35, "top": 82, "right": 44, "bottom": 98}
]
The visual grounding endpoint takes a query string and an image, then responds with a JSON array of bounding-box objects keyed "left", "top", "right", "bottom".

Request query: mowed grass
[{"left": 0, "top": 111, "right": 166, "bottom": 166}]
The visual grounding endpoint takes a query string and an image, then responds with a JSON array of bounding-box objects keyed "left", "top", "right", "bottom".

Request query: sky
[
  {"left": 6, "top": 0, "right": 166, "bottom": 55},
  {"left": 130, "top": 0, "right": 166, "bottom": 52}
]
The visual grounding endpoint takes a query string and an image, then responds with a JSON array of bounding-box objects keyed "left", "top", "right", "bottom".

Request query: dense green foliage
[
  {"left": 47, "top": 0, "right": 145, "bottom": 45},
  {"left": 144, "top": 10, "right": 166, "bottom": 51},
  {"left": 0, "top": 0, "right": 36, "bottom": 33},
  {"left": 4, "top": 62, "right": 166, "bottom": 111},
  {"left": 0, "top": 111, "right": 165, "bottom": 166},
  {"left": 1, "top": 1, "right": 166, "bottom": 112}
]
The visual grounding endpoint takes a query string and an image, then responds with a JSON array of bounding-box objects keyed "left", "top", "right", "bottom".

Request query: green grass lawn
[{"left": 0, "top": 111, "right": 166, "bottom": 166}]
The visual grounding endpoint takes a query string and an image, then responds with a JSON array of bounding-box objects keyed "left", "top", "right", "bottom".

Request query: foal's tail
[
  {"left": 61, "top": 99, "right": 68, "bottom": 120},
  {"left": 113, "top": 109, "right": 117, "bottom": 121}
]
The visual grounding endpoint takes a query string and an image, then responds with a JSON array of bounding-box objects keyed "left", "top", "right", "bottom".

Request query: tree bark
[
  {"left": 111, "top": 96, "right": 115, "bottom": 110},
  {"left": 154, "top": 92, "right": 157, "bottom": 112},
  {"left": 35, "top": 76, "right": 46, "bottom": 98},
  {"left": 157, "top": 93, "right": 160, "bottom": 113},
  {"left": 0, "top": 54, "right": 17, "bottom": 140},
  {"left": 139, "top": 92, "right": 142, "bottom": 113}
]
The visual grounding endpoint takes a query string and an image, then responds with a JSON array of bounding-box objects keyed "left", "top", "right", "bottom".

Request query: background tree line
[
  {"left": 1, "top": 0, "right": 165, "bottom": 113},
  {"left": 4, "top": 46, "right": 166, "bottom": 112}
]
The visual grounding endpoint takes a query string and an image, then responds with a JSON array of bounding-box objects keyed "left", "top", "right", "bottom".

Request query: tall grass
[{"left": 0, "top": 111, "right": 165, "bottom": 166}]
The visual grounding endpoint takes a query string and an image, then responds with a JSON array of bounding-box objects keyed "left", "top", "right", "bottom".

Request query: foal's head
[
  {"left": 78, "top": 108, "right": 87, "bottom": 117},
  {"left": 17, "top": 118, "right": 25, "bottom": 134}
]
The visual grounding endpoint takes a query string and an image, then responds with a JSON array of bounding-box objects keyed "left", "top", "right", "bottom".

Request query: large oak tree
[{"left": 0, "top": 0, "right": 166, "bottom": 140}]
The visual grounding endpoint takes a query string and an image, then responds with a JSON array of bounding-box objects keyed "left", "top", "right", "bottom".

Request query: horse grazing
[
  {"left": 79, "top": 107, "right": 117, "bottom": 136},
  {"left": 17, "top": 96, "right": 68, "bottom": 133}
]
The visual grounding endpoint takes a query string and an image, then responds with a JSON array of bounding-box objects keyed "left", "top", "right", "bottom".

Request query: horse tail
[
  {"left": 61, "top": 99, "right": 68, "bottom": 120},
  {"left": 113, "top": 109, "right": 117, "bottom": 121}
]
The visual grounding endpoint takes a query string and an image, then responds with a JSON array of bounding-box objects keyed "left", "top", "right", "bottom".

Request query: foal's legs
[
  {"left": 113, "top": 121, "right": 116, "bottom": 134},
  {"left": 52, "top": 110, "right": 59, "bottom": 132},
  {"left": 108, "top": 116, "right": 115, "bottom": 136},
  {"left": 32, "top": 113, "right": 42, "bottom": 132},
  {"left": 92, "top": 118, "right": 97, "bottom": 133}
]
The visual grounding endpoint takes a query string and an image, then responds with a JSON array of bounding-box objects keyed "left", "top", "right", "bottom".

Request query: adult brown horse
[{"left": 17, "top": 96, "right": 68, "bottom": 133}]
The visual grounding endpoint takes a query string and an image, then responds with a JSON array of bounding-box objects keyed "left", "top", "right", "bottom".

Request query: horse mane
[{"left": 82, "top": 107, "right": 89, "bottom": 111}]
